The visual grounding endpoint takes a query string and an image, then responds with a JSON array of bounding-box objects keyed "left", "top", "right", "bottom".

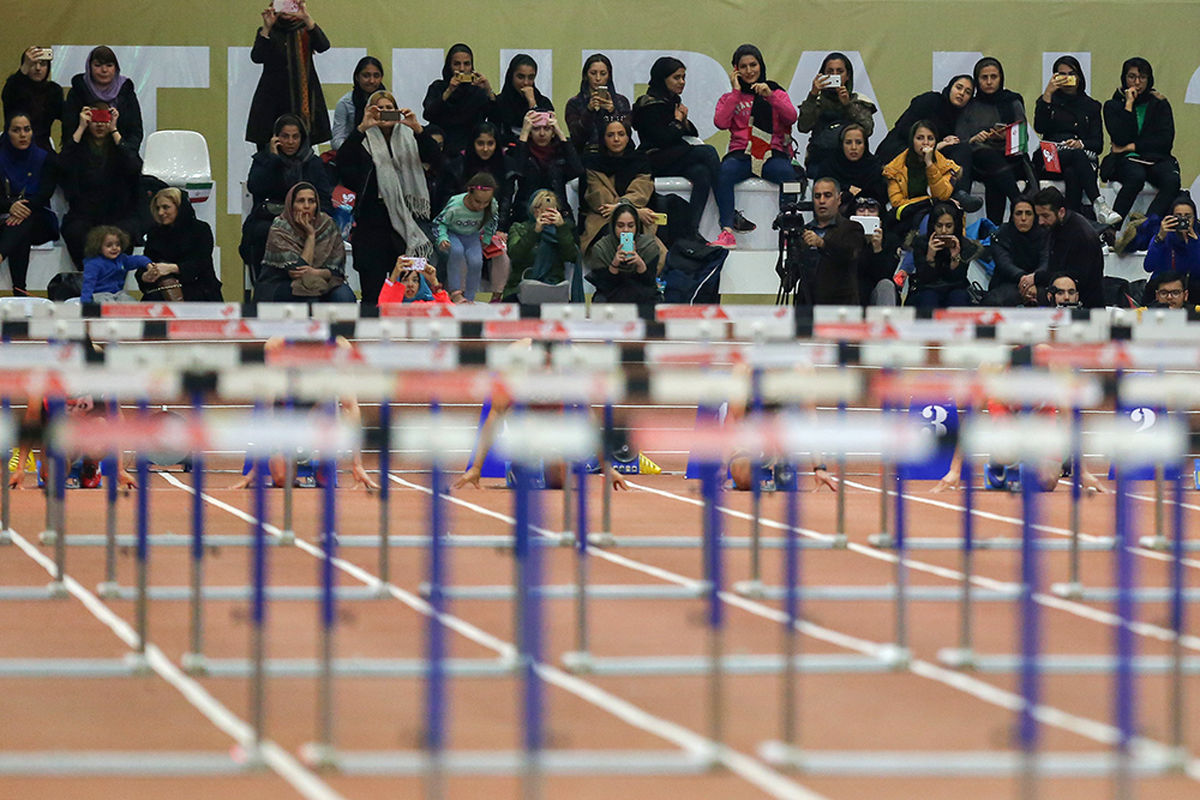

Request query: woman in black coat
[
  {"left": 812, "top": 123, "right": 887, "bottom": 217},
  {"left": 138, "top": 188, "right": 222, "bottom": 301},
  {"left": 490, "top": 54, "right": 553, "bottom": 150},
  {"left": 244, "top": 1, "right": 332, "bottom": 149},
  {"left": 509, "top": 110, "right": 583, "bottom": 226},
  {"left": 422, "top": 44, "right": 496, "bottom": 158},
  {"left": 436, "top": 122, "right": 514, "bottom": 225},
  {"left": 982, "top": 196, "right": 1049, "bottom": 306},
  {"left": 0, "top": 112, "right": 57, "bottom": 293},
  {"left": 2, "top": 47, "right": 63, "bottom": 150},
  {"left": 955, "top": 57, "right": 1030, "bottom": 224},
  {"left": 1101, "top": 57, "right": 1180, "bottom": 223},
  {"left": 61, "top": 46, "right": 143, "bottom": 153}
]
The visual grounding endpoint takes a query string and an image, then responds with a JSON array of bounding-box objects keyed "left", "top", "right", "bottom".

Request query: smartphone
[
  {"left": 378, "top": 109, "right": 403, "bottom": 122},
  {"left": 850, "top": 214, "right": 881, "bottom": 237},
  {"left": 35, "top": 48, "right": 53, "bottom": 62},
  {"left": 456, "top": 72, "right": 474, "bottom": 84},
  {"left": 619, "top": 232, "right": 635, "bottom": 253},
  {"left": 89, "top": 107, "right": 112, "bottom": 123},
  {"left": 822, "top": 74, "right": 842, "bottom": 88},
  {"left": 397, "top": 256, "right": 428, "bottom": 272},
  {"left": 531, "top": 111, "right": 552, "bottom": 127},
  {"left": 652, "top": 212, "right": 668, "bottom": 227},
  {"left": 594, "top": 86, "right": 611, "bottom": 101},
  {"left": 272, "top": 0, "right": 302, "bottom": 13},
  {"left": 933, "top": 233, "right": 956, "bottom": 245},
  {"left": 1060, "top": 75, "right": 1077, "bottom": 87}
]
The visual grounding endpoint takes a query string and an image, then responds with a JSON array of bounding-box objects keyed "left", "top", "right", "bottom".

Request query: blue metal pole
[
  {"left": 378, "top": 398, "right": 391, "bottom": 586},
  {"left": 134, "top": 400, "right": 151, "bottom": 655},
  {"left": 701, "top": 458, "right": 724, "bottom": 746},
  {"left": 1114, "top": 468, "right": 1136, "bottom": 796},
  {"left": 782, "top": 457, "right": 801, "bottom": 746},
  {"left": 426, "top": 401, "right": 447, "bottom": 757},
  {"left": 1018, "top": 473, "right": 1042, "bottom": 765},
  {"left": 514, "top": 461, "right": 544, "bottom": 798}
]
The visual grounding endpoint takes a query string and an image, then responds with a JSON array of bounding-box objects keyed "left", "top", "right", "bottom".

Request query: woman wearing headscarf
[
  {"left": 422, "top": 44, "right": 497, "bottom": 158},
  {"left": 982, "top": 196, "right": 1049, "bottom": 306},
  {"left": 509, "top": 110, "right": 583, "bottom": 227},
  {"left": 882, "top": 119, "right": 962, "bottom": 241},
  {"left": 955, "top": 57, "right": 1031, "bottom": 224},
  {"left": 564, "top": 54, "right": 632, "bottom": 155},
  {"left": 1101, "top": 57, "right": 1180, "bottom": 223},
  {"left": 244, "top": 1, "right": 332, "bottom": 149},
  {"left": 491, "top": 54, "right": 553, "bottom": 149},
  {"left": 3, "top": 47, "right": 63, "bottom": 150},
  {"left": 138, "top": 187, "right": 222, "bottom": 301},
  {"left": 258, "top": 181, "right": 354, "bottom": 303},
  {"left": 501, "top": 189, "right": 579, "bottom": 302},
  {"left": 0, "top": 112, "right": 57, "bottom": 293},
  {"left": 436, "top": 122, "right": 513, "bottom": 225},
  {"left": 585, "top": 201, "right": 662, "bottom": 304},
  {"left": 796, "top": 52, "right": 877, "bottom": 174},
  {"left": 330, "top": 56, "right": 384, "bottom": 151},
  {"left": 711, "top": 44, "right": 799, "bottom": 247},
  {"left": 631, "top": 56, "right": 721, "bottom": 239},
  {"left": 813, "top": 123, "right": 886, "bottom": 217},
  {"left": 337, "top": 90, "right": 439, "bottom": 306},
  {"left": 580, "top": 119, "right": 656, "bottom": 252},
  {"left": 909, "top": 201, "right": 980, "bottom": 309},
  {"left": 61, "top": 46, "right": 143, "bottom": 152}
]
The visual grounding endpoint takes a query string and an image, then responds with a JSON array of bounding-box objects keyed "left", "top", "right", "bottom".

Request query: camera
[
  {"left": 89, "top": 107, "right": 113, "bottom": 124},
  {"left": 822, "top": 74, "right": 842, "bottom": 88},
  {"left": 1174, "top": 217, "right": 1192, "bottom": 231}
]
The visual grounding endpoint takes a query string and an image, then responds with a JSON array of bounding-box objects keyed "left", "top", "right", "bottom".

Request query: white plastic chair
[
  {"left": 0, "top": 296, "right": 56, "bottom": 319},
  {"left": 143, "top": 130, "right": 213, "bottom": 203}
]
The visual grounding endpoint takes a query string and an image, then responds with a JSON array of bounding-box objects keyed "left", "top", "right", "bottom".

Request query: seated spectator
[
  {"left": 1033, "top": 186, "right": 1105, "bottom": 307},
  {"left": 877, "top": 75, "right": 973, "bottom": 179},
  {"left": 491, "top": 54, "right": 552, "bottom": 149},
  {"left": 580, "top": 119, "right": 656, "bottom": 252},
  {"left": 257, "top": 181, "right": 355, "bottom": 303},
  {"left": 1043, "top": 272, "right": 1081, "bottom": 308},
  {"left": 711, "top": 44, "right": 799, "bottom": 248},
  {"left": 3, "top": 47, "right": 63, "bottom": 150},
  {"left": 1034, "top": 55, "right": 1119, "bottom": 224},
  {"left": 378, "top": 258, "right": 451, "bottom": 304},
  {"left": 799, "top": 177, "right": 863, "bottom": 306},
  {"left": 565, "top": 54, "right": 632, "bottom": 156},
  {"left": 501, "top": 189, "right": 579, "bottom": 302},
  {"left": 330, "top": 56, "right": 384, "bottom": 152},
  {"left": 1143, "top": 270, "right": 1192, "bottom": 310},
  {"left": 1143, "top": 195, "right": 1200, "bottom": 280},
  {"left": 62, "top": 46, "right": 143, "bottom": 153},
  {"left": 245, "top": 1, "right": 331, "bottom": 149},
  {"left": 240, "top": 114, "right": 332, "bottom": 286},
  {"left": 909, "top": 202, "right": 979, "bottom": 309},
  {"left": 138, "top": 188, "right": 222, "bottom": 301},
  {"left": 983, "top": 196, "right": 1049, "bottom": 306},
  {"left": 956, "top": 57, "right": 1031, "bottom": 224},
  {"left": 1101, "top": 58, "right": 1180, "bottom": 223},
  {"left": 510, "top": 110, "right": 584, "bottom": 226},
  {"left": 882, "top": 120, "right": 961, "bottom": 241},
  {"left": 848, "top": 196, "right": 898, "bottom": 307},
  {"left": 631, "top": 57, "right": 721, "bottom": 239},
  {"left": 336, "top": 92, "right": 438, "bottom": 305},
  {"left": 433, "top": 174, "right": 499, "bottom": 303},
  {"left": 0, "top": 112, "right": 57, "bottom": 294},
  {"left": 585, "top": 201, "right": 662, "bottom": 304},
  {"left": 81, "top": 225, "right": 152, "bottom": 303},
  {"left": 796, "top": 52, "right": 877, "bottom": 174},
  {"left": 422, "top": 44, "right": 496, "bottom": 158},
  {"left": 815, "top": 123, "right": 886, "bottom": 217},
  {"left": 59, "top": 103, "right": 143, "bottom": 268}
]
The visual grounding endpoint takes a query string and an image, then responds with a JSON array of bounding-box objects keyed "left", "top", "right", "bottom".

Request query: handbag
[{"left": 141, "top": 276, "right": 184, "bottom": 302}]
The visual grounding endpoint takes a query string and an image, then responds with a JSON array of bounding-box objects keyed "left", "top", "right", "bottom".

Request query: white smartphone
[
  {"left": 823, "top": 74, "right": 843, "bottom": 88},
  {"left": 272, "top": 0, "right": 302, "bottom": 13},
  {"left": 850, "top": 215, "right": 881, "bottom": 236},
  {"left": 397, "top": 256, "right": 428, "bottom": 272}
]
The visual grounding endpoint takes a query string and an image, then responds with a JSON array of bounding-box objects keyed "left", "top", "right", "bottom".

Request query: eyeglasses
[
  {"left": 1156, "top": 288, "right": 1184, "bottom": 298},
  {"left": 1125, "top": 72, "right": 1147, "bottom": 82}
]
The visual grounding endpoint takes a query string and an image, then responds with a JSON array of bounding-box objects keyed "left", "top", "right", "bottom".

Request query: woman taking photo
[
  {"left": 1101, "top": 57, "right": 1180, "bottom": 223},
  {"left": 983, "top": 196, "right": 1049, "bottom": 306},
  {"left": 585, "top": 201, "right": 661, "bottom": 304},
  {"left": 337, "top": 90, "right": 439, "bottom": 306},
  {"left": 245, "top": 1, "right": 332, "bottom": 149},
  {"left": 1034, "top": 56, "right": 1118, "bottom": 224},
  {"left": 62, "top": 46, "right": 143, "bottom": 152},
  {"left": 815, "top": 123, "right": 887, "bottom": 217},
  {"left": 510, "top": 110, "right": 583, "bottom": 226},
  {"left": 909, "top": 202, "right": 979, "bottom": 309},
  {"left": 258, "top": 181, "right": 355, "bottom": 303},
  {"left": 564, "top": 54, "right": 631, "bottom": 155},
  {"left": 3, "top": 47, "right": 63, "bottom": 150},
  {"left": 491, "top": 54, "right": 552, "bottom": 149},
  {"left": 796, "top": 52, "right": 877, "bottom": 174},
  {"left": 580, "top": 119, "right": 656, "bottom": 253},
  {"left": 711, "top": 44, "right": 798, "bottom": 248},
  {"left": 330, "top": 56, "right": 384, "bottom": 151},
  {"left": 955, "top": 57, "right": 1030, "bottom": 224},
  {"left": 422, "top": 44, "right": 496, "bottom": 157},
  {"left": 882, "top": 120, "right": 962, "bottom": 240},
  {"left": 631, "top": 56, "right": 720, "bottom": 240},
  {"left": 0, "top": 112, "right": 57, "bottom": 294},
  {"left": 139, "top": 188, "right": 222, "bottom": 302}
]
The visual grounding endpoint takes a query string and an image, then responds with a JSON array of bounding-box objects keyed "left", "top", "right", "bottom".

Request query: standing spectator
[
  {"left": 1143, "top": 195, "right": 1200, "bottom": 281},
  {"left": 3, "top": 47, "right": 63, "bottom": 150},
  {"left": 1034, "top": 55, "right": 1119, "bottom": 224},
  {"left": 956, "top": 57, "right": 1030, "bottom": 224},
  {"left": 711, "top": 44, "right": 798, "bottom": 248},
  {"left": 882, "top": 120, "right": 962, "bottom": 241},
  {"left": 580, "top": 119, "right": 656, "bottom": 253},
  {"left": 631, "top": 56, "right": 720, "bottom": 239},
  {"left": 909, "top": 202, "right": 979, "bottom": 309},
  {"left": 491, "top": 54, "right": 552, "bottom": 149},
  {"left": 983, "top": 196, "right": 1049, "bottom": 306},
  {"left": 58, "top": 103, "right": 143, "bottom": 268},
  {"left": 564, "top": 54, "right": 631, "bottom": 155},
  {"left": 1033, "top": 186, "right": 1105, "bottom": 308},
  {"left": 245, "top": 1, "right": 332, "bottom": 149},
  {"left": 258, "top": 181, "right": 355, "bottom": 303},
  {"left": 585, "top": 201, "right": 662, "bottom": 304},
  {"left": 433, "top": 174, "right": 500, "bottom": 303},
  {"left": 138, "top": 188, "right": 222, "bottom": 301},
  {"left": 422, "top": 44, "right": 496, "bottom": 158},
  {"left": 1101, "top": 57, "right": 1180, "bottom": 223},
  {"left": 0, "top": 113, "right": 57, "bottom": 294},
  {"left": 62, "top": 46, "right": 143, "bottom": 153},
  {"left": 815, "top": 123, "right": 887, "bottom": 217},
  {"left": 337, "top": 91, "right": 438, "bottom": 306},
  {"left": 330, "top": 56, "right": 384, "bottom": 152},
  {"left": 796, "top": 52, "right": 877, "bottom": 174},
  {"left": 800, "top": 177, "right": 863, "bottom": 306},
  {"left": 510, "top": 110, "right": 583, "bottom": 226}
]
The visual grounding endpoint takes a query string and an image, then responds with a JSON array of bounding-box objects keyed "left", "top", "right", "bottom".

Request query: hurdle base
[
  {"left": 733, "top": 579, "right": 766, "bottom": 599},
  {"left": 180, "top": 652, "right": 208, "bottom": 675},
  {"left": 937, "top": 647, "right": 977, "bottom": 670},
  {"left": 95, "top": 581, "right": 120, "bottom": 598},
  {"left": 299, "top": 742, "right": 340, "bottom": 771},
  {"left": 124, "top": 651, "right": 152, "bottom": 676},
  {"left": 45, "top": 579, "right": 68, "bottom": 598},
  {"left": 230, "top": 744, "right": 268, "bottom": 771},
  {"left": 561, "top": 651, "right": 594, "bottom": 674},
  {"left": 829, "top": 533, "right": 848, "bottom": 550},
  {"left": 876, "top": 644, "right": 911, "bottom": 670},
  {"left": 1050, "top": 581, "right": 1086, "bottom": 599},
  {"left": 868, "top": 533, "right": 893, "bottom": 549},
  {"left": 0, "top": 528, "right": 12, "bottom": 545},
  {"left": 277, "top": 529, "right": 296, "bottom": 545},
  {"left": 1138, "top": 535, "right": 1170, "bottom": 552},
  {"left": 587, "top": 532, "right": 615, "bottom": 548},
  {"left": 38, "top": 529, "right": 58, "bottom": 546}
]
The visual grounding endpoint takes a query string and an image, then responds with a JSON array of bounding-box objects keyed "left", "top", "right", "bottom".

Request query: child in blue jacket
[{"left": 81, "top": 225, "right": 152, "bottom": 302}]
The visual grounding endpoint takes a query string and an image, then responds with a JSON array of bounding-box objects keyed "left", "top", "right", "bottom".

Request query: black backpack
[{"left": 661, "top": 236, "right": 730, "bottom": 304}]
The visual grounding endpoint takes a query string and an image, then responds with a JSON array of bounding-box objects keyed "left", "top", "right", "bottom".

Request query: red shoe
[{"left": 708, "top": 230, "right": 737, "bottom": 249}]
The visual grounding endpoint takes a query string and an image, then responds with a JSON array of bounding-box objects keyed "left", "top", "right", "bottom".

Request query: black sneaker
[
  {"left": 731, "top": 210, "right": 757, "bottom": 232},
  {"left": 951, "top": 190, "right": 983, "bottom": 213}
]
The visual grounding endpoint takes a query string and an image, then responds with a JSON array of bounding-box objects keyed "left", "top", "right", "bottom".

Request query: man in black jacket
[
  {"left": 801, "top": 177, "right": 863, "bottom": 305},
  {"left": 1033, "top": 186, "right": 1105, "bottom": 307}
]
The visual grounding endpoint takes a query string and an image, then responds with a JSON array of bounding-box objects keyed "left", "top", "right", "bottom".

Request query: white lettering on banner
[
  {"left": 54, "top": 45, "right": 210, "bottom": 157},
  {"left": 784, "top": 51, "right": 888, "bottom": 152},
  {"left": 393, "top": 49, "right": 445, "bottom": 123},
  {"left": 598, "top": 49, "right": 728, "bottom": 139},
  {"left": 932, "top": 52, "right": 982, "bottom": 93},
  {"left": 1186, "top": 64, "right": 1200, "bottom": 201}
]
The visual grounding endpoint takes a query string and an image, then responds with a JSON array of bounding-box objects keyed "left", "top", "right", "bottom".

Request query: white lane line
[
  {"left": 386, "top": 476, "right": 1194, "bottom": 769},
  {"left": 7, "top": 529, "right": 344, "bottom": 800},
  {"left": 158, "top": 472, "right": 829, "bottom": 800}
]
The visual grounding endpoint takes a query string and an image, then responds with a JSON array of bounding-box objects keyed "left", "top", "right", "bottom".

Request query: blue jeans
[
  {"left": 446, "top": 231, "right": 483, "bottom": 299},
  {"left": 715, "top": 154, "right": 797, "bottom": 229}
]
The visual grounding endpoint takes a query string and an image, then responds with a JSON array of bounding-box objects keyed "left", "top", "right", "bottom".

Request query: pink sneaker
[{"left": 708, "top": 230, "right": 737, "bottom": 249}]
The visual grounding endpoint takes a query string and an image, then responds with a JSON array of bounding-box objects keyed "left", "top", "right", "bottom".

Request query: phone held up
[
  {"left": 619, "top": 231, "right": 635, "bottom": 254},
  {"left": 594, "top": 86, "right": 611, "bottom": 101},
  {"left": 89, "top": 107, "right": 113, "bottom": 124},
  {"left": 272, "top": 0, "right": 302, "bottom": 13},
  {"left": 822, "top": 73, "right": 842, "bottom": 88},
  {"left": 377, "top": 109, "right": 403, "bottom": 122}
]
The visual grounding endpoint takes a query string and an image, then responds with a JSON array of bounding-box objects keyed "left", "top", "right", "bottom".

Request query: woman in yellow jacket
[{"left": 883, "top": 119, "right": 962, "bottom": 240}]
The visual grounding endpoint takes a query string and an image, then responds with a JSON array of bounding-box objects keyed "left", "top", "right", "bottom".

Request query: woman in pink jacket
[{"left": 711, "top": 44, "right": 799, "bottom": 248}]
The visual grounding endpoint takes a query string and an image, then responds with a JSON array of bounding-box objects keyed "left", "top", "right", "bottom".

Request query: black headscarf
[
  {"left": 440, "top": 43, "right": 473, "bottom": 82},
  {"left": 1052, "top": 55, "right": 1088, "bottom": 96},
  {"left": 904, "top": 119, "right": 937, "bottom": 198},
  {"left": 999, "top": 197, "right": 1048, "bottom": 271},
  {"left": 830, "top": 123, "right": 881, "bottom": 189},
  {"left": 350, "top": 56, "right": 385, "bottom": 129},
  {"left": 819, "top": 52, "right": 855, "bottom": 96},
  {"left": 647, "top": 56, "right": 686, "bottom": 103},
  {"left": 731, "top": 44, "right": 783, "bottom": 135},
  {"left": 578, "top": 53, "right": 615, "bottom": 97},
  {"left": 937, "top": 74, "right": 974, "bottom": 134},
  {"left": 273, "top": 113, "right": 312, "bottom": 189},
  {"left": 1113, "top": 57, "right": 1156, "bottom": 104},
  {"left": 460, "top": 121, "right": 506, "bottom": 181},
  {"left": 972, "top": 57, "right": 1021, "bottom": 124},
  {"left": 495, "top": 53, "right": 552, "bottom": 130},
  {"left": 583, "top": 120, "right": 651, "bottom": 195}
]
